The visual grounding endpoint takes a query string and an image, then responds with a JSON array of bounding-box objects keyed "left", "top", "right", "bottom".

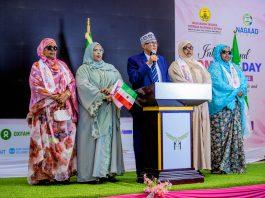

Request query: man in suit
[{"left": 127, "top": 32, "right": 169, "bottom": 182}]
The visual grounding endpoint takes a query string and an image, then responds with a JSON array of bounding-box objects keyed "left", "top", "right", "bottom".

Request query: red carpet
[{"left": 108, "top": 184, "right": 265, "bottom": 198}]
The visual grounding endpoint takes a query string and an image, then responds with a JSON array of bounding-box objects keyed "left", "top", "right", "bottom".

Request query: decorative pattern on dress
[{"left": 27, "top": 38, "right": 78, "bottom": 184}]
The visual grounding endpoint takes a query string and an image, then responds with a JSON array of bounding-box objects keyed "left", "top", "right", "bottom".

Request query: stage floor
[{"left": 0, "top": 162, "right": 264, "bottom": 198}]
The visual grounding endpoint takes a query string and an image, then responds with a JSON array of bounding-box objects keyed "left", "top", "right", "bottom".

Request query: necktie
[{"left": 151, "top": 62, "right": 159, "bottom": 83}]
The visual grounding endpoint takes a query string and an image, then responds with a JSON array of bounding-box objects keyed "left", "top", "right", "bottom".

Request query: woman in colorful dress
[
  {"left": 27, "top": 38, "right": 78, "bottom": 184},
  {"left": 76, "top": 42, "right": 124, "bottom": 183},
  {"left": 168, "top": 40, "right": 212, "bottom": 170},
  {"left": 208, "top": 44, "right": 247, "bottom": 174}
]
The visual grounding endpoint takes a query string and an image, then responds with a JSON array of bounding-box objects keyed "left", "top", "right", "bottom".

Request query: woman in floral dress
[{"left": 27, "top": 38, "right": 78, "bottom": 184}]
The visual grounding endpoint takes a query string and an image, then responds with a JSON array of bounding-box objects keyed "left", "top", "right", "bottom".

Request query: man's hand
[{"left": 146, "top": 55, "right": 158, "bottom": 66}]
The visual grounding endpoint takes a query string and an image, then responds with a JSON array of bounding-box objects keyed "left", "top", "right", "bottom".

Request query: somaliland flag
[{"left": 111, "top": 80, "right": 137, "bottom": 110}]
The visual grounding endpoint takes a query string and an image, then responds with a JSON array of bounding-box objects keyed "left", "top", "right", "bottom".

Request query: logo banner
[{"left": 175, "top": 0, "right": 265, "bottom": 162}]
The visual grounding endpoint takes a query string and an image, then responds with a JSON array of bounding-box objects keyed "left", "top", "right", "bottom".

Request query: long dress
[
  {"left": 76, "top": 61, "right": 124, "bottom": 182},
  {"left": 208, "top": 48, "right": 247, "bottom": 174},
  {"left": 28, "top": 60, "right": 78, "bottom": 184},
  {"left": 168, "top": 58, "right": 211, "bottom": 170}
]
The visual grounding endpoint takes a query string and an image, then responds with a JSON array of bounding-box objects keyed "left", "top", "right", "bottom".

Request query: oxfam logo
[
  {"left": 243, "top": 13, "right": 253, "bottom": 26},
  {"left": 0, "top": 129, "right": 12, "bottom": 140}
]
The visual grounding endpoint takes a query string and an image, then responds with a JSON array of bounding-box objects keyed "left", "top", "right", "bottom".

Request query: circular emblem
[
  {"left": 9, "top": 148, "right": 15, "bottom": 154},
  {"left": 1, "top": 129, "right": 12, "bottom": 140},
  {"left": 199, "top": 7, "right": 211, "bottom": 22},
  {"left": 243, "top": 13, "right": 253, "bottom": 26}
]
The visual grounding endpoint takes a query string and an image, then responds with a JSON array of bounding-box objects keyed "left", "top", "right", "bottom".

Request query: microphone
[
  {"left": 150, "top": 50, "right": 157, "bottom": 63},
  {"left": 150, "top": 50, "right": 156, "bottom": 56}
]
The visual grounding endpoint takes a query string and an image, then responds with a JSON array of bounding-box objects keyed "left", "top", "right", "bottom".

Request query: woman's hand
[
  {"left": 104, "top": 95, "right": 113, "bottom": 102},
  {"left": 51, "top": 94, "right": 60, "bottom": 101},
  {"left": 237, "top": 91, "right": 243, "bottom": 97},
  {"left": 59, "top": 90, "right": 71, "bottom": 104},
  {"left": 52, "top": 90, "right": 71, "bottom": 105},
  {"left": 101, "top": 88, "right": 111, "bottom": 95},
  {"left": 101, "top": 88, "right": 113, "bottom": 102}
]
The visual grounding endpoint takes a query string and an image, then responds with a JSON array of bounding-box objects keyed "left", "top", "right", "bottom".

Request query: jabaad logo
[
  {"left": 0, "top": 129, "right": 12, "bottom": 140},
  {"left": 199, "top": 7, "right": 211, "bottom": 22},
  {"left": 243, "top": 13, "right": 253, "bottom": 26},
  {"left": 236, "top": 13, "right": 258, "bottom": 35}
]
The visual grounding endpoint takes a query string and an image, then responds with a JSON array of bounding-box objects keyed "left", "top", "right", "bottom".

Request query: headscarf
[
  {"left": 37, "top": 38, "right": 59, "bottom": 71},
  {"left": 177, "top": 40, "right": 210, "bottom": 83},
  {"left": 208, "top": 44, "right": 248, "bottom": 135},
  {"left": 29, "top": 38, "right": 78, "bottom": 120},
  {"left": 212, "top": 44, "right": 231, "bottom": 73},
  {"left": 83, "top": 42, "right": 105, "bottom": 68},
  {"left": 82, "top": 42, "right": 117, "bottom": 71}
]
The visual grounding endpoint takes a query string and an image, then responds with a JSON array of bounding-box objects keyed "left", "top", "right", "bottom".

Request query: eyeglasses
[
  {"left": 145, "top": 41, "right": 158, "bottom": 46},
  {"left": 221, "top": 50, "right": 232, "bottom": 55},
  {"left": 45, "top": 45, "right": 58, "bottom": 51},
  {"left": 183, "top": 46, "right": 193, "bottom": 50}
]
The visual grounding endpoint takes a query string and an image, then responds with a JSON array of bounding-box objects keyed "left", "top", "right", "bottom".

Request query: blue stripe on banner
[{"left": 122, "top": 130, "right": 133, "bottom": 134}]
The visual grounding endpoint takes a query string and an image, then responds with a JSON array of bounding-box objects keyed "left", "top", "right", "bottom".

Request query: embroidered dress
[
  {"left": 27, "top": 38, "right": 78, "bottom": 184},
  {"left": 76, "top": 42, "right": 124, "bottom": 182},
  {"left": 208, "top": 44, "right": 247, "bottom": 174}
]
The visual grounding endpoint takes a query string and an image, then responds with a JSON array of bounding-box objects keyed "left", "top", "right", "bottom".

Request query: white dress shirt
[{"left": 145, "top": 53, "right": 162, "bottom": 82}]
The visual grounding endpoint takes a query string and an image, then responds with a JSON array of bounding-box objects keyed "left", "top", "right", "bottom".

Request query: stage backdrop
[
  {"left": 175, "top": 0, "right": 265, "bottom": 162},
  {"left": 0, "top": 118, "right": 135, "bottom": 177},
  {"left": 0, "top": 0, "right": 174, "bottom": 118}
]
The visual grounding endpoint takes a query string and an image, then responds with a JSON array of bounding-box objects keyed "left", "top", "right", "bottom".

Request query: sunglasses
[
  {"left": 45, "top": 45, "right": 58, "bottom": 51},
  {"left": 221, "top": 50, "right": 231, "bottom": 55},
  {"left": 183, "top": 46, "right": 193, "bottom": 50}
]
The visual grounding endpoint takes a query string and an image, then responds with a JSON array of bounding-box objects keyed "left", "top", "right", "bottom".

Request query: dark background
[{"left": 0, "top": 0, "right": 175, "bottom": 118}]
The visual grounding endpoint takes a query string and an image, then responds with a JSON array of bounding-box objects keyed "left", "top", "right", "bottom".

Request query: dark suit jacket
[{"left": 127, "top": 52, "right": 170, "bottom": 89}]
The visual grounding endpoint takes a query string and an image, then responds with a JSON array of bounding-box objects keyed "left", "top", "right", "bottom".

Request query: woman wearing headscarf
[
  {"left": 76, "top": 42, "right": 124, "bottom": 183},
  {"left": 27, "top": 38, "right": 78, "bottom": 185},
  {"left": 208, "top": 44, "right": 247, "bottom": 174},
  {"left": 168, "top": 41, "right": 211, "bottom": 170}
]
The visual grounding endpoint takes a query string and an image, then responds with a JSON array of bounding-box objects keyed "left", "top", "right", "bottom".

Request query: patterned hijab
[{"left": 37, "top": 38, "right": 59, "bottom": 71}]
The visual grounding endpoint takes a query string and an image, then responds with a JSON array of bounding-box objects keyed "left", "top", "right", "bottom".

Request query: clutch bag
[{"left": 54, "top": 109, "right": 71, "bottom": 121}]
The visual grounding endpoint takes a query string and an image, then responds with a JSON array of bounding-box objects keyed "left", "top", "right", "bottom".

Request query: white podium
[{"left": 134, "top": 82, "right": 211, "bottom": 184}]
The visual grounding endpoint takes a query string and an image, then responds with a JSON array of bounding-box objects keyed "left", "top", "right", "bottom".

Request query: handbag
[{"left": 54, "top": 109, "right": 71, "bottom": 121}]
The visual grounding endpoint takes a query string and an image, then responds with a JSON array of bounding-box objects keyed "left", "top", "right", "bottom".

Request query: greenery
[{"left": 0, "top": 162, "right": 264, "bottom": 198}]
